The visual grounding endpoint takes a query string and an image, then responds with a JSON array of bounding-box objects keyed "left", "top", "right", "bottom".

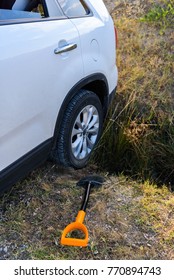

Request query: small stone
[
  {"left": 93, "top": 250, "right": 99, "bottom": 255},
  {"left": 4, "top": 246, "right": 8, "bottom": 253}
]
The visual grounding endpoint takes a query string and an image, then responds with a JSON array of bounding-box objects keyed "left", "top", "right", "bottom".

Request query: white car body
[{"left": 0, "top": 0, "right": 118, "bottom": 191}]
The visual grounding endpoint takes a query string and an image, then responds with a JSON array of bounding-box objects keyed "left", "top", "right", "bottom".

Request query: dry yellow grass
[
  {"left": 0, "top": 0, "right": 174, "bottom": 260},
  {"left": 0, "top": 163, "right": 174, "bottom": 260}
]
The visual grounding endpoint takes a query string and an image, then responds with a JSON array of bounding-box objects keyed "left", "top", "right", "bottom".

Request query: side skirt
[{"left": 0, "top": 138, "right": 52, "bottom": 193}]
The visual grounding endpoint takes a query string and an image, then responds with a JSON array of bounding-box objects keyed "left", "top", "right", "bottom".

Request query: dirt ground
[{"left": 0, "top": 0, "right": 173, "bottom": 260}]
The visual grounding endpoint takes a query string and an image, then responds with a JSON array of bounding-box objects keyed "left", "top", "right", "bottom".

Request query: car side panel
[
  {"left": 0, "top": 19, "right": 83, "bottom": 172},
  {"left": 71, "top": 2, "right": 118, "bottom": 95}
]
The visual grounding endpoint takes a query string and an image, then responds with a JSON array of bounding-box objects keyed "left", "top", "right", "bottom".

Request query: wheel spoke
[
  {"left": 86, "top": 135, "right": 94, "bottom": 149},
  {"left": 72, "top": 136, "right": 83, "bottom": 158},
  {"left": 81, "top": 136, "right": 88, "bottom": 158},
  {"left": 82, "top": 109, "right": 89, "bottom": 125},
  {"left": 71, "top": 104, "right": 100, "bottom": 160},
  {"left": 75, "top": 114, "right": 83, "bottom": 130},
  {"left": 86, "top": 106, "right": 95, "bottom": 126},
  {"left": 87, "top": 115, "right": 99, "bottom": 130},
  {"left": 87, "top": 125, "right": 99, "bottom": 135},
  {"left": 72, "top": 127, "right": 83, "bottom": 137}
]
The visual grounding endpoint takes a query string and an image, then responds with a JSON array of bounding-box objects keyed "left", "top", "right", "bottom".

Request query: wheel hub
[{"left": 83, "top": 126, "right": 88, "bottom": 136}]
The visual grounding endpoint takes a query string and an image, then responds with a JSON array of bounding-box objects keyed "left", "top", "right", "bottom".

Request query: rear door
[{"left": 0, "top": 0, "right": 83, "bottom": 172}]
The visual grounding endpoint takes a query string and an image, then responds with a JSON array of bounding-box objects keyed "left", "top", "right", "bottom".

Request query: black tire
[{"left": 52, "top": 89, "right": 103, "bottom": 169}]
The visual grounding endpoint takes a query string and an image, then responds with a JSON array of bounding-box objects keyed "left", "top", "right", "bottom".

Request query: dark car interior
[
  {"left": 0, "top": 0, "right": 44, "bottom": 20},
  {"left": 0, "top": 0, "right": 40, "bottom": 11}
]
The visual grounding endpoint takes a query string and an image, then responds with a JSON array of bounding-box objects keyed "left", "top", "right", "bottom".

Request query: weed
[
  {"left": 140, "top": 0, "right": 174, "bottom": 31},
  {"left": 134, "top": 181, "right": 174, "bottom": 255},
  {"left": 94, "top": 15, "right": 174, "bottom": 185}
]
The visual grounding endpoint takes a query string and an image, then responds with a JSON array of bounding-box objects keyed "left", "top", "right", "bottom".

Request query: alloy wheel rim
[{"left": 71, "top": 105, "right": 99, "bottom": 160}]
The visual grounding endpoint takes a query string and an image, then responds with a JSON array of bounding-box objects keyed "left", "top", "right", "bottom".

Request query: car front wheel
[{"left": 53, "top": 89, "right": 103, "bottom": 169}]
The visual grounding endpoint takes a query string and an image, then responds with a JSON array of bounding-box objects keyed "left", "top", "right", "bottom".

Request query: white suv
[{"left": 0, "top": 0, "right": 118, "bottom": 191}]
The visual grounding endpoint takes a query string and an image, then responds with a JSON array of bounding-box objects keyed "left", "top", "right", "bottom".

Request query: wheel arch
[{"left": 51, "top": 73, "right": 109, "bottom": 150}]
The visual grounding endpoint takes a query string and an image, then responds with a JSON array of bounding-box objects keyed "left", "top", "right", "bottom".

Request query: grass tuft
[
  {"left": 140, "top": 0, "right": 174, "bottom": 31},
  {"left": 94, "top": 13, "right": 174, "bottom": 186}
]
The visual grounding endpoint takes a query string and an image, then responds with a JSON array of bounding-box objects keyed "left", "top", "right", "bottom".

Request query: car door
[{"left": 0, "top": 1, "right": 83, "bottom": 172}]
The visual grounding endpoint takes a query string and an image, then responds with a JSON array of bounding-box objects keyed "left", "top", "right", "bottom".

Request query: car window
[
  {"left": 0, "top": 0, "right": 44, "bottom": 20},
  {"left": 57, "top": 0, "right": 90, "bottom": 18},
  {"left": 0, "top": 0, "right": 65, "bottom": 22}
]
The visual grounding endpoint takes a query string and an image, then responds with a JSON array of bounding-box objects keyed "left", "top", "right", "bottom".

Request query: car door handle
[{"left": 54, "top": 43, "right": 77, "bottom": 55}]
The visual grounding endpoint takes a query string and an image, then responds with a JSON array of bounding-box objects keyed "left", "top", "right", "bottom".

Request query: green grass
[
  {"left": 140, "top": 0, "right": 174, "bottom": 31},
  {"left": 94, "top": 9, "right": 174, "bottom": 186}
]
